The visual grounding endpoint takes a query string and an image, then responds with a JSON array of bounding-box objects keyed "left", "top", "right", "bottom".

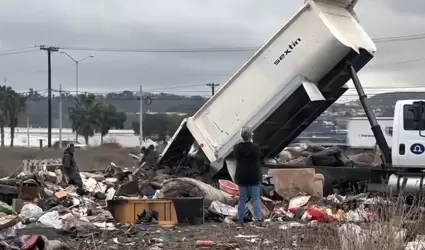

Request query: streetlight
[
  {"left": 60, "top": 52, "right": 94, "bottom": 141},
  {"left": 60, "top": 52, "right": 94, "bottom": 96}
]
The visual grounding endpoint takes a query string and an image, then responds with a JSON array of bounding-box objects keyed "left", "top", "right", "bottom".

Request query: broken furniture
[{"left": 107, "top": 199, "right": 178, "bottom": 225}]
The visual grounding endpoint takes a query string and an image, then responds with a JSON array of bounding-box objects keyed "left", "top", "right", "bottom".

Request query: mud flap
[
  {"left": 224, "top": 159, "right": 237, "bottom": 183},
  {"left": 211, "top": 159, "right": 236, "bottom": 183}
]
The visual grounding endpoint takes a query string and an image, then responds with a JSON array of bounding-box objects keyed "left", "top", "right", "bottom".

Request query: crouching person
[{"left": 234, "top": 128, "right": 263, "bottom": 226}]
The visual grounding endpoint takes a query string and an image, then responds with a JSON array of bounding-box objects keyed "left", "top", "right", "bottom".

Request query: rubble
[
  {"left": 278, "top": 144, "right": 382, "bottom": 168},
  {"left": 158, "top": 177, "right": 237, "bottom": 206},
  {"left": 0, "top": 152, "right": 422, "bottom": 249}
]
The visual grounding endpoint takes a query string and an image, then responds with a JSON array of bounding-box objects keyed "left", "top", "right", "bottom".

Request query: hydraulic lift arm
[{"left": 348, "top": 63, "right": 392, "bottom": 167}]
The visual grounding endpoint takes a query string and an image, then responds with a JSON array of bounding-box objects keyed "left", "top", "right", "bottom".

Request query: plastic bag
[
  {"left": 38, "top": 211, "right": 63, "bottom": 230},
  {"left": 20, "top": 203, "right": 43, "bottom": 221},
  {"left": 210, "top": 201, "right": 237, "bottom": 217}
]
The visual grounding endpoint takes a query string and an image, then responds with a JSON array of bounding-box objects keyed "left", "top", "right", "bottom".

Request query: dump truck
[{"left": 159, "top": 0, "right": 425, "bottom": 195}]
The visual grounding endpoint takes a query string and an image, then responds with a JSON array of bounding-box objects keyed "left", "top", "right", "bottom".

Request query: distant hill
[
  {"left": 18, "top": 91, "right": 208, "bottom": 129},
  {"left": 17, "top": 90, "right": 423, "bottom": 129},
  {"left": 367, "top": 92, "right": 425, "bottom": 107}
]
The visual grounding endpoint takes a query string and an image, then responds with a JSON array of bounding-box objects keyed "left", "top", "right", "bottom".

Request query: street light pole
[
  {"left": 76, "top": 62, "right": 79, "bottom": 96},
  {"left": 59, "top": 84, "right": 63, "bottom": 148},
  {"left": 60, "top": 52, "right": 94, "bottom": 141},
  {"left": 139, "top": 85, "right": 143, "bottom": 146},
  {"left": 60, "top": 52, "right": 94, "bottom": 96}
]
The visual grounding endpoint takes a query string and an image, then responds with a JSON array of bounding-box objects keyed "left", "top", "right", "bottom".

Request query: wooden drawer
[{"left": 107, "top": 199, "right": 177, "bottom": 225}]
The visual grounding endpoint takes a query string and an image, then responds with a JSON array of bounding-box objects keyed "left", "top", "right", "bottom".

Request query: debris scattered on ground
[
  {"left": 278, "top": 144, "right": 382, "bottom": 168},
  {"left": 0, "top": 151, "right": 422, "bottom": 249}
]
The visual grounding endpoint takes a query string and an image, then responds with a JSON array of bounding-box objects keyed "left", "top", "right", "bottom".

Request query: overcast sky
[{"left": 0, "top": 0, "right": 424, "bottom": 100}]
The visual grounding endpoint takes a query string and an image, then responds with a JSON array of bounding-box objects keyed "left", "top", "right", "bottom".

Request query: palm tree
[
  {"left": 4, "top": 92, "right": 26, "bottom": 147},
  {"left": 0, "top": 86, "right": 13, "bottom": 147},
  {"left": 0, "top": 107, "right": 4, "bottom": 148},
  {"left": 96, "top": 104, "right": 126, "bottom": 144},
  {"left": 69, "top": 94, "right": 100, "bottom": 145}
]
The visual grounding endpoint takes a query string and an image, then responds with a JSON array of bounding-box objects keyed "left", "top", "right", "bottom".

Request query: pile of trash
[
  {"left": 0, "top": 153, "right": 423, "bottom": 249},
  {"left": 207, "top": 188, "right": 425, "bottom": 249},
  {"left": 278, "top": 144, "right": 383, "bottom": 167},
  {"left": 0, "top": 155, "right": 239, "bottom": 248},
  {"left": 204, "top": 185, "right": 385, "bottom": 224}
]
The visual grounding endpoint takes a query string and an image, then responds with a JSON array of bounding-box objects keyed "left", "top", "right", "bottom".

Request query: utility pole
[
  {"left": 59, "top": 84, "right": 63, "bottom": 149},
  {"left": 40, "top": 45, "right": 59, "bottom": 148},
  {"left": 139, "top": 85, "right": 143, "bottom": 146},
  {"left": 206, "top": 83, "right": 220, "bottom": 96}
]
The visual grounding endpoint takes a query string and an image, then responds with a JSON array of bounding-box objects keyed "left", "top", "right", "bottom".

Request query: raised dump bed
[{"left": 160, "top": 0, "right": 376, "bottom": 169}]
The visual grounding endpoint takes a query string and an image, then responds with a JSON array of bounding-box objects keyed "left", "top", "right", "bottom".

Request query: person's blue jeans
[{"left": 237, "top": 184, "right": 262, "bottom": 222}]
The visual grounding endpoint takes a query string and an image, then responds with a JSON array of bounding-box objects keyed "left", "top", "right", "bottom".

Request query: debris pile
[
  {"left": 0, "top": 152, "right": 422, "bottom": 249},
  {"left": 0, "top": 154, "right": 233, "bottom": 248},
  {"left": 278, "top": 144, "right": 383, "bottom": 167}
]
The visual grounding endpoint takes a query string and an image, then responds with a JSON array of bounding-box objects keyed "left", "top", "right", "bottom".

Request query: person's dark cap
[{"left": 68, "top": 143, "right": 75, "bottom": 148}]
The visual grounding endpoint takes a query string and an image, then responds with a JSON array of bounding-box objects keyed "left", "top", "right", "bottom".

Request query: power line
[
  {"left": 0, "top": 33, "right": 424, "bottom": 57},
  {"left": 373, "top": 33, "right": 425, "bottom": 43},
  {"left": 0, "top": 47, "right": 39, "bottom": 56},
  {"left": 40, "top": 33, "right": 425, "bottom": 54},
  {"left": 78, "top": 77, "right": 425, "bottom": 94},
  {"left": 58, "top": 46, "right": 257, "bottom": 53},
  {"left": 0, "top": 46, "right": 38, "bottom": 53}
]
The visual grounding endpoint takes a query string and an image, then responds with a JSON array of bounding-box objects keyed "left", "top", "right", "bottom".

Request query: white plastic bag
[
  {"left": 84, "top": 177, "right": 107, "bottom": 193},
  {"left": 20, "top": 203, "right": 43, "bottom": 221},
  {"left": 210, "top": 201, "right": 237, "bottom": 217},
  {"left": 38, "top": 211, "right": 63, "bottom": 230}
]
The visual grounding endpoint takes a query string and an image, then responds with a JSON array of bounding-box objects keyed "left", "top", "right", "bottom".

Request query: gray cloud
[
  {"left": 384, "top": 0, "right": 425, "bottom": 14},
  {"left": 0, "top": 0, "right": 424, "bottom": 97}
]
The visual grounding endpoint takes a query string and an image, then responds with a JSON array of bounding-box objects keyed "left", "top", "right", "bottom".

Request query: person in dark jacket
[
  {"left": 234, "top": 128, "right": 263, "bottom": 224},
  {"left": 139, "top": 146, "right": 147, "bottom": 166},
  {"left": 62, "top": 144, "right": 83, "bottom": 189},
  {"left": 140, "top": 144, "right": 159, "bottom": 168}
]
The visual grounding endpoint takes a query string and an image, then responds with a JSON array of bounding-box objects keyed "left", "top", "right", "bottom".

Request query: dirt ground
[
  {"left": 161, "top": 222, "right": 338, "bottom": 249},
  {"left": 0, "top": 146, "right": 140, "bottom": 177},
  {"left": 63, "top": 219, "right": 425, "bottom": 250},
  {"left": 62, "top": 222, "right": 341, "bottom": 250}
]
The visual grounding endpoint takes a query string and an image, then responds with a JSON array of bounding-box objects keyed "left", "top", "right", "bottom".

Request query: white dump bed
[{"left": 160, "top": 0, "right": 376, "bottom": 166}]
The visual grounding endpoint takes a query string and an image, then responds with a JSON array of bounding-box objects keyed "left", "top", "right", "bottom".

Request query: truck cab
[{"left": 392, "top": 100, "right": 425, "bottom": 169}]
